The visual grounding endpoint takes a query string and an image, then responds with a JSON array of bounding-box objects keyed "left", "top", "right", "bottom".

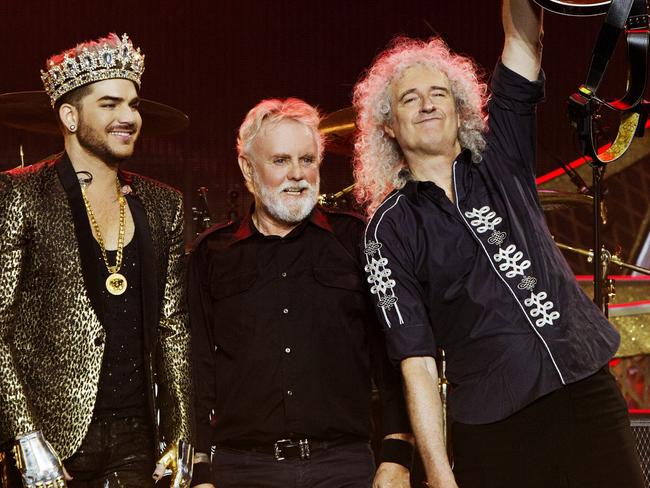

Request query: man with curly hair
[{"left": 353, "top": 2, "right": 643, "bottom": 487}]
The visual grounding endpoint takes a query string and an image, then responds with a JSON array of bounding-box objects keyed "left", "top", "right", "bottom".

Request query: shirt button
[
  {"left": 287, "top": 390, "right": 293, "bottom": 396},
  {"left": 285, "top": 347, "right": 291, "bottom": 354},
  {"left": 281, "top": 272, "right": 287, "bottom": 278},
  {"left": 283, "top": 308, "right": 289, "bottom": 314}
]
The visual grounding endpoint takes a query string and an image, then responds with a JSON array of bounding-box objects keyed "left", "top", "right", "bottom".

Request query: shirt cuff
[
  {"left": 384, "top": 324, "right": 436, "bottom": 367},
  {"left": 491, "top": 60, "right": 545, "bottom": 106}
]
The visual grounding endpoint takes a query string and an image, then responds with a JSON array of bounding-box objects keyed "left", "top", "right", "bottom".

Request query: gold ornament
[
  {"left": 81, "top": 178, "right": 128, "bottom": 294},
  {"left": 105, "top": 272, "right": 128, "bottom": 296}
]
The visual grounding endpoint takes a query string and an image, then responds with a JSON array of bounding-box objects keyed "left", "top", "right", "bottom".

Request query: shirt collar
[
  {"left": 230, "top": 205, "right": 334, "bottom": 245},
  {"left": 400, "top": 148, "right": 474, "bottom": 195}
]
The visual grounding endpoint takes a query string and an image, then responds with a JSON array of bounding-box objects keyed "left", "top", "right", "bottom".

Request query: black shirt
[
  {"left": 93, "top": 237, "right": 147, "bottom": 418},
  {"left": 362, "top": 62, "right": 620, "bottom": 424},
  {"left": 188, "top": 207, "right": 409, "bottom": 452}
]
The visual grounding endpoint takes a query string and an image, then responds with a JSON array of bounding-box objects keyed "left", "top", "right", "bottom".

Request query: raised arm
[{"left": 502, "top": 0, "right": 544, "bottom": 81}]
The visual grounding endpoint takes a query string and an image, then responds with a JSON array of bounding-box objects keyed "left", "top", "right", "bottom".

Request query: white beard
[{"left": 252, "top": 171, "right": 319, "bottom": 225}]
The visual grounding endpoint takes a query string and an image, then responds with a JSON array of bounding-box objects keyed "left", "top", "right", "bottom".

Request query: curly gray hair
[{"left": 353, "top": 36, "right": 488, "bottom": 215}]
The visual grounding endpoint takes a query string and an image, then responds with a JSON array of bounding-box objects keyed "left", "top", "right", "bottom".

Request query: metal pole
[{"left": 591, "top": 163, "right": 606, "bottom": 313}]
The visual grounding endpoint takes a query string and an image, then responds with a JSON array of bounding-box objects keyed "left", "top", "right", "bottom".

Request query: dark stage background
[{"left": 0, "top": 0, "right": 647, "bottom": 273}]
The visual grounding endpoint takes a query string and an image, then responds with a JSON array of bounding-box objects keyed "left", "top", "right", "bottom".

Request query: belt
[{"left": 217, "top": 437, "right": 357, "bottom": 461}]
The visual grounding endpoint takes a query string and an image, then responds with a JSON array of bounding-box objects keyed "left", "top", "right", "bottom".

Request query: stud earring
[{"left": 69, "top": 124, "right": 76, "bottom": 132}]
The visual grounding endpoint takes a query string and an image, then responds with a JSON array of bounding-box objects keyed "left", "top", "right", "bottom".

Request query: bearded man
[
  {"left": 0, "top": 34, "right": 194, "bottom": 487},
  {"left": 188, "top": 98, "right": 412, "bottom": 488},
  {"left": 353, "top": 1, "right": 644, "bottom": 487}
]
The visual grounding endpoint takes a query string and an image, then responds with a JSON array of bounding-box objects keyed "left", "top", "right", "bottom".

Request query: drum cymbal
[
  {"left": 537, "top": 189, "right": 593, "bottom": 210},
  {"left": 0, "top": 91, "right": 189, "bottom": 136},
  {"left": 319, "top": 106, "right": 356, "bottom": 156}
]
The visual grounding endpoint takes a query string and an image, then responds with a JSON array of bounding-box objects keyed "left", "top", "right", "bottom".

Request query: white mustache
[{"left": 279, "top": 181, "right": 312, "bottom": 192}]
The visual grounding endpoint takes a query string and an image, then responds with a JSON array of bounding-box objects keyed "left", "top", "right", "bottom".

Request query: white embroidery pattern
[
  {"left": 524, "top": 291, "right": 560, "bottom": 327},
  {"left": 518, "top": 276, "right": 538, "bottom": 291},
  {"left": 493, "top": 245, "right": 531, "bottom": 278},
  {"left": 464, "top": 205, "right": 559, "bottom": 327},
  {"left": 488, "top": 230, "right": 507, "bottom": 246},
  {"left": 364, "top": 256, "right": 396, "bottom": 303},
  {"left": 363, "top": 240, "right": 404, "bottom": 326},
  {"left": 464, "top": 206, "right": 503, "bottom": 233}
]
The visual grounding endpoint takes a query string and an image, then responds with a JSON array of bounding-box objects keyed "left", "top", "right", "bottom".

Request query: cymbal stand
[
  {"left": 555, "top": 241, "right": 650, "bottom": 276},
  {"left": 437, "top": 348, "right": 452, "bottom": 464},
  {"left": 591, "top": 161, "right": 607, "bottom": 313},
  {"left": 191, "top": 187, "right": 213, "bottom": 236},
  {"left": 599, "top": 247, "right": 615, "bottom": 319},
  {"left": 318, "top": 184, "right": 355, "bottom": 208},
  {"left": 555, "top": 240, "right": 650, "bottom": 318}
]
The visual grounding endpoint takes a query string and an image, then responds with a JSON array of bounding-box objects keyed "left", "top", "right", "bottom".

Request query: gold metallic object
[
  {"left": 40, "top": 33, "right": 144, "bottom": 107},
  {"left": 80, "top": 179, "right": 127, "bottom": 295},
  {"left": 437, "top": 348, "right": 453, "bottom": 464},
  {"left": 536, "top": 189, "right": 593, "bottom": 211},
  {"left": 609, "top": 302, "right": 650, "bottom": 358},
  {"left": 554, "top": 241, "right": 650, "bottom": 275},
  {"left": 318, "top": 107, "right": 356, "bottom": 156},
  {"left": 105, "top": 273, "right": 127, "bottom": 296},
  {"left": 157, "top": 439, "right": 194, "bottom": 488},
  {"left": 578, "top": 276, "right": 650, "bottom": 357},
  {"left": 13, "top": 431, "right": 66, "bottom": 488},
  {"left": 599, "top": 111, "right": 640, "bottom": 163},
  {"left": 318, "top": 184, "right": 355, "bottom": 208}
]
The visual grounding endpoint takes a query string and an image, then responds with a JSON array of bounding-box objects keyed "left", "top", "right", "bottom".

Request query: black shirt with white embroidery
[{"left": 362, "top": 62, "right": 620, "bottom": 424}]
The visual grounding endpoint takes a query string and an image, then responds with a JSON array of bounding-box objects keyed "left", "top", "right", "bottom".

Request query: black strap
[
  {"left": 568, "top": 0, "right": 649, "bottom": 164},
  {"left": 584, "top": 0, "right": 634, "bottom": 92}
]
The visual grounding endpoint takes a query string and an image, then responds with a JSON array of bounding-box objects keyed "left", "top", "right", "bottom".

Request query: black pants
[
  {"left": 1, "top": 417, "right": 155, "bottom": 488},
  {"left": 212, "top": 441, "right": 376, "bottom": 488},
  {"left": 63, "top": 417, "right": 156, "bottom": 488},
  {"left": 65, "top": 416, "right": 155, "bottom": 488},
  {"left": 452, "top": 367, "right": 644, "bottom": 488}
]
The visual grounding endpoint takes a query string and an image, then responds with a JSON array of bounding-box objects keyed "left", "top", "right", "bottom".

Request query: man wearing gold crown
[{"left": 0, "top": 33, "right": 195, "bottom": 487}]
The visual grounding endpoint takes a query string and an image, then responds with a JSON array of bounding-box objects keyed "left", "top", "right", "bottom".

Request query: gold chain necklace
[{"left": 80, "top": 178, "right": 128, "bottom": 295}]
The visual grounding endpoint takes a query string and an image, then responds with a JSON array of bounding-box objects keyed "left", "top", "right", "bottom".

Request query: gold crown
[{"left": 41, "top": 33, "right": 145, "bottom": 107}]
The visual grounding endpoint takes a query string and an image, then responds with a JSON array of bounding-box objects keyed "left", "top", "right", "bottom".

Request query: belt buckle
[{"left": 273, "top": 438, "right": 311, "bottom": 461}]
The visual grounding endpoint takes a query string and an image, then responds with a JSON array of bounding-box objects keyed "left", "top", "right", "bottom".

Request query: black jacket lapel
[
  {"left": 124, "top": 189, "right": 159, "bottom": 352},
  {"left": 55, "top": 154, "right": 106, "bottom": 325}
]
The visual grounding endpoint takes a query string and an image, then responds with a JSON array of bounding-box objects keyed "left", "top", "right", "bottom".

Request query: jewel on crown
[{"left": 40, "top": 33, "right": 145, "bottom": 107}]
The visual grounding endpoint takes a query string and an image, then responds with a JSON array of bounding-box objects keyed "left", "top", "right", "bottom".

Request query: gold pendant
[{"left": 106, "top": 273, "right": 128, "bottom": 295}]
